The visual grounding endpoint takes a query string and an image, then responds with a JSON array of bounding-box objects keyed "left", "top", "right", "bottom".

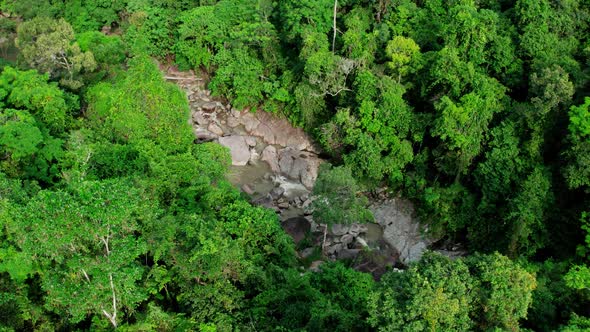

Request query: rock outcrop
[
  {"left": 179, "top": 73, "right": 322, "bottom": 187},
  {"left": 371, "top": 199, "right": 433, "bottom": 264},
  {"left": 218, "top": 136, "right": 250, "bottom": 166},
  {"left": 164, "top": 65, "right": 450, "bottom": 275}
]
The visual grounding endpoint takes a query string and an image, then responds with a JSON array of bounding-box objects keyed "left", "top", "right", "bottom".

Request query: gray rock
[
  {"left": 278, "top": 202, "right": 290, "bottom": 209},
  {"left": 278, "top": 148, "right": 295, "bottom": 175},
  {"left": 261, "top": 145, "right": 280, "bottom": 173},
  {"left": 326, "top": 243, "right": 344, "bottom": 255},
  {"left": 252, "top": 123, "right": 276, "bottom": 145},
  {"left": 254, "top": 111, "right": 315, "bottom": 150},
  {"left": 202, "top": 101, "right": 217, "bottom": 112},
  {"left": 192, "top": 111, "right": 209, "bottom": 125},
  {"left": 208, "top": 123, "right": 224, "bottom": 136},
  {"left": 277, "top": 147, "right": 321, "bottom": 189},
  {"left": 194, "top": 128, "right": 217, "bottom": 140},
  {"left": 371, "top": 199, "right": 434, "bottom": 264},
  {"left": 218, "top": 136, "right": 250, "bottom": 166},
  {"left": 240, "top": 112, "right": 260, "bottom": 132},
  {"left": 338, "top": 248, "right": 361, "bottom": 260},
  {"left": 301, "top": 158, "right": 321, "bottom": 189},
  {"left": 282, "top": 217, "right": 310, "bottom": 244},
  {"left": 356, "top": 237, "right": 369, "bottom": 248},
  {"left": 227, "top": 116, "right": 240, "bottom": 128},
  {"left": 270, "top": 186, "right": 285, "bottom": 200},
  {"left": 253, "top": 194, "right": 276, "bottom": 211},
  {"left": 245, "top": 136, "right": 257, "bottom": 147},
  {"left": 300, "top": 247, "right": 316, "bottom": 259},
  {"left": 249, "top": 148, "right": 260, "bottom": 164},
  {"left": 340, "top": 234, "right": 354, "bottom": 246},
  {"left": 349, "top": 224, "right": 362, "bottom": 236},
  {"left": 307, "top": 217, "right": 322, "bottom": 233},
  {"left": 241, "top": 184, "right": 254, "bottom": 195},
  {"left": 330, "top": 224, "right": 349, "bottom": 236}
]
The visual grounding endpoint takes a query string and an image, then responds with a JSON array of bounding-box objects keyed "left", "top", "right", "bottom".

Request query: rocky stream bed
[{"left": 164, "top": 66, "right": 462, "bottom": 277}]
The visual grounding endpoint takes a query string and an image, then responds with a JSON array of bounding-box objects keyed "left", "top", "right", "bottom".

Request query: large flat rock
[
  {"left": 218, "top": 136, "right": 250, "bottom": 166},
  {"left": 371, "top": 199, "right": 433, "bottom": 264},
  {"left": 278, "top": 147, "right": 321, "bottom": 189}
]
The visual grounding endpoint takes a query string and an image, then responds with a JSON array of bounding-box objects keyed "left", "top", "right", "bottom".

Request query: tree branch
[{"left": 101, "top": 273, "right": 117, "bottom": 328}]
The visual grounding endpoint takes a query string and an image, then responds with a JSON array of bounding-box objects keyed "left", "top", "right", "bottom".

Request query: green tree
[
  {"left": 564, "top": 98, "right": 590, "bottom": 189},
  {"left": 564, "top": 212, "right": 590, "bottom": 292},
  {"left": 370, "top": 252, "right": 536, "bottom": 331},
  {"left": 278, "top": 0, "right": 333, "bottom": 44},
  {"left": 0, "top": 66, "right": 76, "bottom": 133},
  {"left": 467, "top": 253, "right": 537, "bottom": 331},
  {"left": 369, "top": 252, "right": 474, "bottom": 332},
  {"left": 0, "top": 67, "right": 70, "bottom": 182},
  {"left": 386, "top": 35, "right": 420, "bottom": 83},
  {"left": 5, "top": 179, "right": 155, "bottom": 328},
  {"left": 85, "top": 55, "right": 194, "bottom": 152},
  {"left": 432, "top": 73, "right": 506, "bottom": 179},
  {"left": 16, "top": 17, "right": 96, "bottom": 89},
  {"left": 312, "top": 164, "right": 373, "bottom": 251}
]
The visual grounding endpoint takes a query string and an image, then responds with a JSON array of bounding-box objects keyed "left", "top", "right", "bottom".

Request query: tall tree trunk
[
  {"left": 332, "top": 0, "right": 338, "bottom": 53},
  {"left": 322, "top": 224, "right": 329, "bottom": 255}
]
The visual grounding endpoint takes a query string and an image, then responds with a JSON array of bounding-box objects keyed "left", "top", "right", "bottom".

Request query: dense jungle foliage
[{"left": 0, "top": 0, "right": 589, "bottom": 330}]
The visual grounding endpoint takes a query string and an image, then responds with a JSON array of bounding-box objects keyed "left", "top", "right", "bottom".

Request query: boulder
[
  {"left": 330, "top": 224, "right": 349, "bottom": 236},
  {"left": 338, "top": 248, "right": 361, "bottom": 260},
  {"left": 278, "top": 148, "right": 321, "bottom": 189},
  {"left": 227, "top": 116, "right": 240, "bottom": 128},
  {"left": 208, "top": 123, "right": 224, "bottom": 136},
  {"left": 300, "top": 247, "right": 316, "bottom": 259},
  {"left": 261, "top": 145, "right": 280, "bottom": 172},
  {"left": 340, "top": 234, "right": 354, "bottom": 246},
  {"left": 251, "top": 123, "right": 275, "bottom": 145},
  {"left": 326, "top": 243, "right": 344, "bottom": 255},
  {"left": 240, "top": 111, "right": 260, "bottom": 132},
  {"left": 278, "top": 148, "right": 296, "bottom": 175},
  {"left": 349, "top": 224, "right": 362, "bottom": 236},
  {"left": 241, "top": 184, "right": 254, "bottom": 195},
  {"left": 270, "top": 186, "right": 285, "bottom": 200},
  {"left": 356, "top": 237, "right": 369, "bottom": 248},
  {"left": 301, "top": 157, "right": 321, "bottom": 189},
  {"left": 254, "top": 111, "right": 314, "bottom": 150},
  {"left": 230, "top": 108, "right": 241, "bottom": 117},
  {"left": 245, "top": 136, "right": 257, "bottom": 147},
  {"left": 252, "top": 194, "right": 276, "bottom": 211},
  {"left": 306, "top": 216, "right": 321, "bottom": 233},
  {"left": 201, "top": 101, "right": 217, "bottom": 112},
  {"left": 218, "top": 136, "right": 250, "bottom": 166},
  {"left": 249, "top": 148, "right": 260, "bottom": 164},
  {"left": 282, "top": 217, "right": 311, "bottom": 244},
  {"left": 371, "top": 199, "right": 433, "bottom": 264},
  {"left": 194, "top": 128, "right": 217, "bottom": 140},
  {"left": 192, "top": 111, "right": 209, "bottom": 125}
]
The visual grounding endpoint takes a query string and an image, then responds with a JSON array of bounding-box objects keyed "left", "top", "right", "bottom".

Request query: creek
[{"left": 163, "top": 65, "right": 456, "bottom": 276}]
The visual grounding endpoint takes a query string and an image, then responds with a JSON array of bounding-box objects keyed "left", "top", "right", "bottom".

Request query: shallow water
[
  {"left": 363, "top": 223, "right": 387, "bottom": 251},
  {"left": 226, "top": 162, "right": 274, "bottom": 198},
  {"left": 280, "top": 206, "right": 305, "bottom": 221}
]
